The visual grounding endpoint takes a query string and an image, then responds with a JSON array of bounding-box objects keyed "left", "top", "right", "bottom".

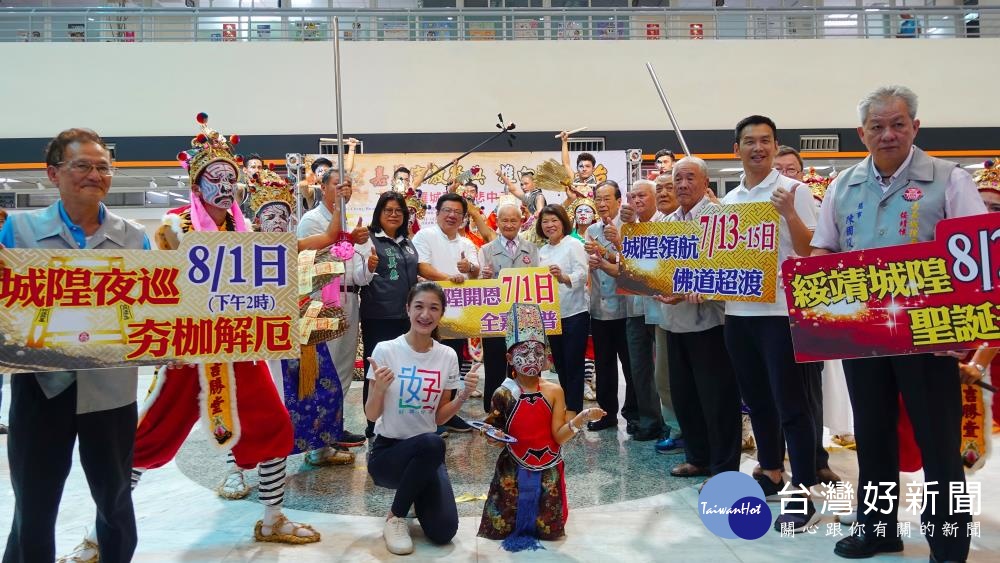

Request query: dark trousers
[
  {"left": 591, "top": 317, "right": 635, "bottom": 423},
  {"left": 773, "top": 361, "right": 831, "bottom": 472},
  {"left": 482, "top": 336, "right": 509, "bottom": 412},
  {"left": 666, "top": 326, "right": 742, "bottom": 475},
  {"left": 4, "top": 377, "right": 137, "bottom": 563},
  {"left": 362, "top": 317, "right": 411, "bottom": 421},
  {"left": 625, "top": 317, "right": 664, "bottom": 435},
  {"left": 843, "top": 354, "right": 970, "bottom": 561},
  {"left": 368, "top": 433, "right": 458, "bottom": 545},
  {"left": 724, "top": 315, "right": 817, "bottom": 487},
  {"left": 548, "top": 311, "right": 590, "bottom": 414}
]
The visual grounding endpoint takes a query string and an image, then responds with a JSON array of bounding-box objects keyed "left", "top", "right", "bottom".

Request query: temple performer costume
[
  {"left": 247, "top": 166, "right": 346, "bottom": 454},
  {"left": 134, "top": 205, "right": 294, "bottom": 470},
  {"left": 477, "top": 378, "right": 568, "bottom": 542}
]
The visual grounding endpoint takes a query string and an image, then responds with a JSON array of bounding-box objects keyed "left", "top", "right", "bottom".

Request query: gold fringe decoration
[
  {"left": 533, "top": 159, "right": 572, "bottom": 192},
  {"left": 298, "top": 344, "right": 319, "bottom": 400}
]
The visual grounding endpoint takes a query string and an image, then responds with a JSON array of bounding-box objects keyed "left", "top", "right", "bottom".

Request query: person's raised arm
[
  {"left": 344, "top": 138, "right": 359, "bottom": 174},
  {"left": 559, "top": 130, "right": 574, "bottom": 180},
  {"left": 468, "top": 205, "right": 496, "bottom": 244}
]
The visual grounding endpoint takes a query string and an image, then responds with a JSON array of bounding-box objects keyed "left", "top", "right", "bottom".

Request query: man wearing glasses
[
  {"left": 0, "top": 129, "right": 150, "bottom": 563},
  {"left": 411, "top": 193, "right": 480, "bottom": 433}
]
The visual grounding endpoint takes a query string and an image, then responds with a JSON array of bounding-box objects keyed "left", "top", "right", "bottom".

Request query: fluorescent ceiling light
[
  {"left": 168, "top": 175, "right": 187, "bottom": 180},
  {"left": 168, "top": 191, "right": 187, "bottom": 198},
  {"left": 0, "top": 177, "right": 20, "bottom": 183},
  {"left": 147, "top": 191, "right": 167, "bottom": 197},
  {"left": 810, "top": 166, "right": 831, "bottom": 171},
  {"left": 175, "top": 197, "right": 190, "bottom": 203},
  {"left": 718, "top": 167, "right": 744, "bottom": 173},
  {"left": 964, "top": 163, "right": 985, "bottom": 169}
]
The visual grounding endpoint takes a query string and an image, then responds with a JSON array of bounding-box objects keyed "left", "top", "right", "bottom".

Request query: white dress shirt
[{"left": 537, "top": 235, "right": 590, "bottom": 318}]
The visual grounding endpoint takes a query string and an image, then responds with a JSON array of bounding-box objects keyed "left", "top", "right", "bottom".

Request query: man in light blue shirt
[{"left": 1, "top": 129, "right": 149, "bottom": 563}]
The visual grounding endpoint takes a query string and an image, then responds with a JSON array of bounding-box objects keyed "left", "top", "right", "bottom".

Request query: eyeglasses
[
  {"left": 439, "top": 208, "right": 465, "bottom": 216},
  {"left": 57, "top": 160, "right": 116, "bottom": 177},
  {"left": 382, "top": 208, "right": 404, "bottom": 216}
]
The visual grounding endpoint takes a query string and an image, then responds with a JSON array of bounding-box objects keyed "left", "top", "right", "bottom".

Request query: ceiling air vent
[
  {"left": 799, "top": 135, "right": 839, "bottom": 152},
  {"left": 568, "top": 138, "right": 605, "bottom": 152}
]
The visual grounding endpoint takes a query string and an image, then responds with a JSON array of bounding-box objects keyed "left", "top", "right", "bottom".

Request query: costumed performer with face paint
[
  {"left": 477, "top": 303, "right": 605, "bottom": 551},
  {"left": 222, "top": 165, "right": 353, "bottom": 497},
  {"left": 63, "top": 116, "right": 320, "bottom": 562}
]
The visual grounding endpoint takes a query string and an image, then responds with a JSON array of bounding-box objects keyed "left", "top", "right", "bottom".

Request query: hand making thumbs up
[
  {"left": 367, "top": 246, "right": 379, "bottom": 273},
  {"left": 351, "top": 216, "right": 369, "bottom": 245},
  {"left": 457, "top": 250, "right": 472, "bottom": 274},
  {"left": 770, "top": 182, "right": 798, "bottom": 219},
  {"left": 367, "top": 357, "right": 395, "bottom": 394}
]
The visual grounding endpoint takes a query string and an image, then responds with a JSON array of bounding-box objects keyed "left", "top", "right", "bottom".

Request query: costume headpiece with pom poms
[
  {"left": 177, "top": 112, "right": 241, "bottom": 186},
  {"left": 248, "top": 167, "right": 297, "bottom": 233},
  {"left": 974, "top": 159, "right": 1000, "bottom": 194},
  {"left": 802, "top": 166, "right": 832, "bottom": 202}
]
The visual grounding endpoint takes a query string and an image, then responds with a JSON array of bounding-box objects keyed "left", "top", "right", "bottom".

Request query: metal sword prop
[
  {"left": 645, "top": 62, "right": 692, "bottom": 156},
  {"left": 421, "top": 113, "right": 517, "bottom": 184}
]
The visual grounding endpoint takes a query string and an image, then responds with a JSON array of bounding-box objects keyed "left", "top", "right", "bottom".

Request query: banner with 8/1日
[
  {"left": 781, "top": 213, "right": 1000, "bottom": 362},
  {"left": 0, "top": 232, "right": 300, "bottom": 374}
]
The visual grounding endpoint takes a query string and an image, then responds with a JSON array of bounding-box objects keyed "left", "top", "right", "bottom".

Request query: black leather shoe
[
  {"left": 834, "top": 534, "right": 903, "bottom": 559},
  {"left": 625, "top": 420, "right": 638, "bottom": 435},
  {"left": 632, "top": 429, "right": 664, "bottom": 442},
  {"left": 587, "top": 417, "right": 617, "bottom": 432}
]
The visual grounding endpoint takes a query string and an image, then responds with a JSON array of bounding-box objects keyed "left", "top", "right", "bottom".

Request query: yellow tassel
[{"left": 298, "top": 344, "right": 318, "bottom": 400}]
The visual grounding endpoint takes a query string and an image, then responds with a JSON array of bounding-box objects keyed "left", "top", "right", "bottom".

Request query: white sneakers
[{"left": 383, "top": 515, "right": 414, "bottom": 555}]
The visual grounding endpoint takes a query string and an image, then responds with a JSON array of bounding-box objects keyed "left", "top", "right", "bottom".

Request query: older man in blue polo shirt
[
  {"left": 0, "top": 129, "right": 150, "bottom": 563},
  {"left": 812, "top": 86, "right": 985, "bottom": 562}
]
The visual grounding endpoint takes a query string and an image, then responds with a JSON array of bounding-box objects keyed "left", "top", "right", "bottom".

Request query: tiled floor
[{"left": 1, "top": 371, "right": 997, "bottom": 561}]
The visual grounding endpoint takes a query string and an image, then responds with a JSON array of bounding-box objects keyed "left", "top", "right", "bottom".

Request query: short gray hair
[
  {"left": 672, "top": 156, "right": 709, "bottom": 178},
  {"left": 631, "top": 179, "right": 655, "bottom": 193},
  {"left": 857, "top": 85, "right": 918, "bottom": 124},
  {"left": 496, "top": 201, "right": 521, "bottom": 217},
  {"left": 653, "top": 174, "right": 673, "bottom": 185}
]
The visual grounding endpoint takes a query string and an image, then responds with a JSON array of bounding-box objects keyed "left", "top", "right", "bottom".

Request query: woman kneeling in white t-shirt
[{"left": 365, "top": 281, "right": 479, "bottom": 555}]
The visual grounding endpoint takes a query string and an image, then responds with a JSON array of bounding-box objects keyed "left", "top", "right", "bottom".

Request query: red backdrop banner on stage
[{"left": 782, "top": 213, "right": 1000, "bottom": 362}]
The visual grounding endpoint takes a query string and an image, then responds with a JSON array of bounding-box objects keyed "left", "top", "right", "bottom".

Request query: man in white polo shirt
[
  {"left": 721, "top": 115, "right": 820, "bottom": 534},
  {"left": 412, "top": 192, "right": 479, "bottom": 432}
]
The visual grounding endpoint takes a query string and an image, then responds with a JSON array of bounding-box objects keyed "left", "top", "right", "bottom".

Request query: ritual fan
[{"left": 533, "top": 159, "right": 572, "bottom": 193}]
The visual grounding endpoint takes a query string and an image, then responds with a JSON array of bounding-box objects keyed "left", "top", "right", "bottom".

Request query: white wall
[{"left": 2, "top": 38, "right": 997, "bottom": 139}]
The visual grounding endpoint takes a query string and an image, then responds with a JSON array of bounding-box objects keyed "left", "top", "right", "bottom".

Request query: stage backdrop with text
[
  {"left": 0, "top": 232, "right": 299, "bottom": 374},
  {"left": 305, "top": 151, "right": 627, "bottom": 227},
  {"left": 616, "top": 202, "right": 780, "bottom": 302},
  {"left": 437, "top": 267, "right": 562, "bottom": 339},
  {"left": 782, "top": 213, "right": 1000, "bottom": 362}
]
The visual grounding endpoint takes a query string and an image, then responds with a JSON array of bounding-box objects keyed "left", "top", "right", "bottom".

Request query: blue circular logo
[{"left": 697, "top": 471, "right": 772, "bottom": 540}]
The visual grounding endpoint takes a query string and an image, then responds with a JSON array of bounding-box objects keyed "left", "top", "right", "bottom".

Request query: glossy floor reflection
[{"left": 1, "top": 370, "right": 998, "bottom": 561}]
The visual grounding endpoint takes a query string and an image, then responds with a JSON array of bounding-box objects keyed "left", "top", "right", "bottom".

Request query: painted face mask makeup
[
  {"left": 199, "top": 161, "right": 238, "bottom": 210},
  {"left": 510, "top": 340, "right": 546, "bottom": 377}
]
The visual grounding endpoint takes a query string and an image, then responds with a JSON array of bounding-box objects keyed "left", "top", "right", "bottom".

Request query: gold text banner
[
  {"left": 438, "top": 267, "right": 562, "bottom": 339},
  {"left": 616, "top": 202, "right": 779, "bottom": 302},
  {"left": 0, "top": 232, "right": 299, "bottom": 374}
]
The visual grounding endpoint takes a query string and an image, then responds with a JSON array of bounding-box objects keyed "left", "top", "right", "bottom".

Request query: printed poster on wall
[
  {"left": 782, "top": 213, "right": 1000, "bottom": 362},
  {"left": 303, "top": 150, "right": 628, "bottom": 229},
  {"left": 437, "top": 267, "right": 562, "bottom": 339},
  {"left": 0, "top": 232, "right": 300, "bottom": 374},
  {"left": 616, "top": 202, "right": 780, "bottom": 302}
]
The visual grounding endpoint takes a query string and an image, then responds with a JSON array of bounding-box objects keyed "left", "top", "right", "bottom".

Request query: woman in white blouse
[{"left": 535, "top": 204, "right": 591, "bottom": 416}]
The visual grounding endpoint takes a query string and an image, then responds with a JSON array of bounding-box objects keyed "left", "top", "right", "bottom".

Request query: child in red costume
[{"left": 477, "top": 303, "right": 604, "bottom": 551}]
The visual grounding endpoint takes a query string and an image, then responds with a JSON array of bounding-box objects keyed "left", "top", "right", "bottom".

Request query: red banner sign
[{"left": 782, "top": 213, "right": 1000, "bottom": 362}]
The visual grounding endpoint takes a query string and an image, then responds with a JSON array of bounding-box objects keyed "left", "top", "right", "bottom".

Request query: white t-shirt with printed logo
[{"left": 367, "top": 335, "right": 461, "bottom": 439}]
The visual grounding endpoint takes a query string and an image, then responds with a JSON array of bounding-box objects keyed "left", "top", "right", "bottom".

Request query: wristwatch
[{"left": 970, "top": 362, "right": 987, "bottom": 378}]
